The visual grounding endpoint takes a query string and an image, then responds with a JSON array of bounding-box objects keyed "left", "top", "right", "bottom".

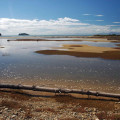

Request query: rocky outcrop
[{"left": 0, "top": 33, "right": 2, "bottom": 36}]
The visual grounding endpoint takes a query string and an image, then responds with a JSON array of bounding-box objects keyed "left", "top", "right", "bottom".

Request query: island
[{"left": 18, "top": 33, "right": 29, "bottom": 36}]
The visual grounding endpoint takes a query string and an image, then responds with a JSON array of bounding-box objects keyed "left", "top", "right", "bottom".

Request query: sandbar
[{"left": 36, "top": 44, "right": 120, "bottom": 60}]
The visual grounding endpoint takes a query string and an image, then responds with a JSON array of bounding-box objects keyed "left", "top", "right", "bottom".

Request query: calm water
[{"left": 0, "top": 37, "right": 120, "bottom": 93}]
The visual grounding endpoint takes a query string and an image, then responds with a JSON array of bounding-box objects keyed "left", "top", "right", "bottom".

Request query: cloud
[
  {"left": 113, "top": 22, "right": 120, "bottom": 24},
  {"left": 83, "top": 14, "right": 91, "bottom": 16},
  {"left": 0, "top": 17, "right": 119, "bottom": 35},
  {"left": 96, "top": 20, "right": 104, "bottom": 21},
  {"left": 106, "top": 25, "right": 120, "bottom": 27},
  {"left": 0, "top": 17, "right": 88, "bottom": 27},
  {"left": 96, "top": 15, "right": 104, "bottom": 17},
  {"left": 85, "top": 20, "right": 104, "bottom": 22},
  {"left": 83, "top": 14, "right": 104, "bottom": 17}
]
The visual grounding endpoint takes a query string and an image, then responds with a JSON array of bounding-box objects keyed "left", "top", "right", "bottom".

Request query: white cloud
[
  {"left": 96, "top": 20, "right": 104, "bottom": 21},
  {"left": 0, "top": 17, "right": 88, "bottom": 27},
  {"left": 106, "top": 25, "right": 120, "bottom": 27},
  {"left": 83, "top": 14, "right": 91, "bottom": 16},
  {"left": 83, "top": 14, "right": 104, "bottom": 17},
  {"left": 96, "top": 15, "right": 104, "bottom": 17},
  {"left": 0, "top": 17, "right": 119, "bottom": 35},
  {"left": 85, "top": 20, "right": 104, "bottom": 22},
  {"left": 113, "top": 22, "right": 120, "bottom": 24}
]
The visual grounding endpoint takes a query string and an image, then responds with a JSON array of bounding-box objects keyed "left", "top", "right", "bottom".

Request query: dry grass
[
  {"left": 96, "top": 112, "right": 120, "bottom": 120},
  {"left": 54, "top": 95, "right": 115, "bottom": 111},
  {"left": 72, "top": 107, "right": 86, "bottom": 113},
  {"left": 9, "top": 90, "right": 31, "bottom": 101},
  {"left": 57, "top": 104, "right": 73, "bottom": 110},
  {"left": 35, "top": 107, "right": 57, "bottom": 114},
  {"left": 0, "top": 100, "right": 25, "bottom": 110},
  {"left": 0, "top": 89, "right": 31, "bottom": 101}
]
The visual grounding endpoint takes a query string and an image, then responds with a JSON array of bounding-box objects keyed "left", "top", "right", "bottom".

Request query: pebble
[
  {"left": 0, "top": 110, "right": 2, "bottom": 114},
  {"left": 11, "top": 115, "right": 16, "bottom": 118},
  {"left": 4, "top": 108, "right": 8, "bottom": 111},
  {"left": 0, "top": 97, "right": 119, "bottom": 120}
]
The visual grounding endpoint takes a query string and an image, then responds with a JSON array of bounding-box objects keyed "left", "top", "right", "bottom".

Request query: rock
[
  {"left": 0, "top": 110, "right": 2, "bottom": 114},
  {"left": 14, "top": 112, "right": 18, "bottom": 116},
  {"left": 4, "top": 108, "right": 8, "bottom": 111},
  {"left": 17, "top": 108, "right": 22, "bottom": 112},
  {"left": 11, "top": 115, "right": 16, "bottom": 118}
]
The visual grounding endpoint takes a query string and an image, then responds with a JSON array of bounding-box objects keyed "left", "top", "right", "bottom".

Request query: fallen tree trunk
[{"left": 0, "top": 84, "right": 120, "bottom": 99}]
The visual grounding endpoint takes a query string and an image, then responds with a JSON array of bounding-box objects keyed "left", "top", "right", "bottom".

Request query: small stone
[
  {"left": 11, "top": 115, "right": 16, "bottom": 118},
  {"left": 4, "top": 108, "right": 8, "bottom": 111}
]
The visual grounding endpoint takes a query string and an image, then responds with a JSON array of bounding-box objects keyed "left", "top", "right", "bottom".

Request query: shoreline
[{"left": 1, "top": 78, "right": 120, "bottom": 94}]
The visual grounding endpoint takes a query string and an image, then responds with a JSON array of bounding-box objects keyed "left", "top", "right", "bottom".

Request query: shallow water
[{"left": 0, "top": 37, "right": 120, "bottom": 93}]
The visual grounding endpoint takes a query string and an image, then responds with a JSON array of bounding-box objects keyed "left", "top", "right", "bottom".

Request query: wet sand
[{"left": 36, "top": 44, "right": 120, "bottom": 60}]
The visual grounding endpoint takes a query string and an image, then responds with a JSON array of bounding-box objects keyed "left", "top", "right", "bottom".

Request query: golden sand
[
  {"left": 55, "top": 44, "right": 120, "bottom": 53},
  {"left": 36, "top": 44, "right": 120, "bottom": 60}
]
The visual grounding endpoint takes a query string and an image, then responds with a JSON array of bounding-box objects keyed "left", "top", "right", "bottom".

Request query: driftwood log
[{"left": 0, "top": 84, "right": 120, "bottom": 99}]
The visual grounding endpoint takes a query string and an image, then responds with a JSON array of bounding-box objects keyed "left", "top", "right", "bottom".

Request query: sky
[{"left": 0, "top": 0, "right": 120, "bottom": 35}]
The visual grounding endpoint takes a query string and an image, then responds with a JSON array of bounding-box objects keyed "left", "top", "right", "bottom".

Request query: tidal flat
[{"left": 0, "top": 36, "right": 120, "bottom": 93}]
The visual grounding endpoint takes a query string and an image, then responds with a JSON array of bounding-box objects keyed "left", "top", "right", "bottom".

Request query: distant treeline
[
  {"left": 94, "top": 34, "right": 120, "bottom": 36},
  {"left": 93, "top": 34, "right": 120, "bottom": 40}
]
